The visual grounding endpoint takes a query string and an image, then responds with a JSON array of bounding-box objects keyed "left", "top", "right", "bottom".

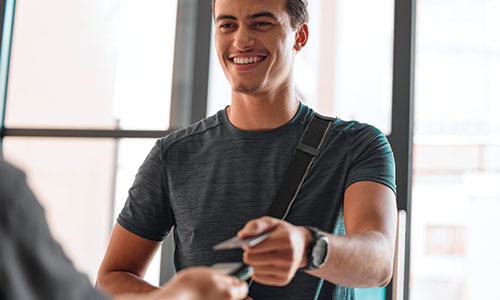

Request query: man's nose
[{"left": 233, "top": 28, "right": 256, "bottom": 50}]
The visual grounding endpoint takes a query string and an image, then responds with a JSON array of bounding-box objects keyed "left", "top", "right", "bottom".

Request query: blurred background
[{"left": 1, "top": 0, "right": 499, "bottom": 299}]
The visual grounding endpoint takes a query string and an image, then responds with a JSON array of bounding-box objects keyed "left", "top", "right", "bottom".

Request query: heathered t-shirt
[
  {"left": 118, "top": 103, "right": 396, "bottom": 300},
  {"left": 0, "top": 159, "right": 110, "bottom": 300}
]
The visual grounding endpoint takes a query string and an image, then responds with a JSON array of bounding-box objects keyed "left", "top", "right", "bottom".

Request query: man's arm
[
  {"left": 240, "top": 181, "right": 397, "bottom": 288},
  {"left": 96, "top": 223, "right": 162, "bottom": 295},
  {"left": 306, "top": 181, "right": 397, "bottom": 287}
]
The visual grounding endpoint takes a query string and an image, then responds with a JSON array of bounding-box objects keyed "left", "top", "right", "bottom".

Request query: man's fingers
[
  {"left": 238, "top": 216, "right": 280, "bottom": 238},
  {"left": 242, "top": 233, "right": 291, "bottom": 253}
]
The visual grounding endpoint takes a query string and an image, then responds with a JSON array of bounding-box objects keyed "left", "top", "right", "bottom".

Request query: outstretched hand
[
  {"left": 238, "top": 216, "right": 312, "bottom": 286},
  {"left": 149, "top": 267, "right": 248, "bottom": 300}
]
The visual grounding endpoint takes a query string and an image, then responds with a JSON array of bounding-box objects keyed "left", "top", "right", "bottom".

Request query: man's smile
[{"left": 229, "top": 54, "right": 268, "bottom": 71}]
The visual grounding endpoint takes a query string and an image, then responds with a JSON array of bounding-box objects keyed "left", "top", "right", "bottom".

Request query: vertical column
[
  {"left": 387, "top": 0, "right": 416, "bottom": 299},
  {"left": 169, "top": 0, "right": 213, "bottom": 128}
]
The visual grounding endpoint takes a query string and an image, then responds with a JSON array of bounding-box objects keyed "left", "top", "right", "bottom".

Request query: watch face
[{"left": 312, "top": 237, "right": 329, "bottom": 267}]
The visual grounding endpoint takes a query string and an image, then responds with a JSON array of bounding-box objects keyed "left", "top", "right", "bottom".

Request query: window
[
  {"left": 411, "top": 0, "right": 500, "bottom": 299},
  {"left": 2, "top": 0, "right": 178, "bottom": 284}
]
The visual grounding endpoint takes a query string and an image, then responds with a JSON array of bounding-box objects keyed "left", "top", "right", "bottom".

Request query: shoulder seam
[{"left": 162, "top": 120, "right": 224, "bottom": 153}]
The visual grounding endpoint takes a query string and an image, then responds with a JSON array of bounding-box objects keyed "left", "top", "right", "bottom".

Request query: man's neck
[{"left": 227, "top": 88, "right": 300, "bottom": 131}]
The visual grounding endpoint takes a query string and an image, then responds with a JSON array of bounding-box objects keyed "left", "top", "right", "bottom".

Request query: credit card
[{"left": 212, "top": 232, "right": 271, "bottom": 250}]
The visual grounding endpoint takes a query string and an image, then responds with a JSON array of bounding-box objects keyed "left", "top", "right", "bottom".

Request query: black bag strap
[{"left": 267, "top": 113, "right": 334, "bottom": 219}]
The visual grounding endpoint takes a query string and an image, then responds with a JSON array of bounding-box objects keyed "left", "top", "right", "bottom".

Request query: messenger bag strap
[{"left": 267, "top": 113, "right": 334, "bottom": 219}]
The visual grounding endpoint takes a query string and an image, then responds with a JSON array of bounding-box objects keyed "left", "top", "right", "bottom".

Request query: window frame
[{"left": 385, "top": 0, "right": 416, "bottom": 299}]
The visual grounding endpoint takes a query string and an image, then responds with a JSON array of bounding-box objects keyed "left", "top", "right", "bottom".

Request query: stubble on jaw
[{"left": 233, "top": 84, "right": 261, "bottom": 95}]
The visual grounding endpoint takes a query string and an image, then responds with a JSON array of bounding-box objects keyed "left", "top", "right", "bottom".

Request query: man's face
[{"left": 213, "top": 0, "right": 298, "bottom": 95}]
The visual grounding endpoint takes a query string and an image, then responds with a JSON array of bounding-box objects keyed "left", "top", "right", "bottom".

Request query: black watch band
[{"left": 300, "top": 226, "right": 330, "bottom": 271}]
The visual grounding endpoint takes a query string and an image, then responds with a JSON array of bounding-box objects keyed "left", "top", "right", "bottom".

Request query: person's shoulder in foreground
[
  {"left": 0, "top": 158, "right": 248, "bottom": 300},
  {"left": 0, "top": 158, "right": 110, "bottom": 300}
]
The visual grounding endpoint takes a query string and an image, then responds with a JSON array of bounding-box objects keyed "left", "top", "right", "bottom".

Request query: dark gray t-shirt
[
  {"left": 118, "top": 104, "right": 396, "bottom": 300},
  {"left": 0, "top": 159, "right": 110, "bottom": 300}
]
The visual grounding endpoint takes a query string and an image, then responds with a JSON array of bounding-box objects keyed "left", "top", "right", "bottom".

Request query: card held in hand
[{"left": 212, "top": 232, "right": 271, "bottom": 250}]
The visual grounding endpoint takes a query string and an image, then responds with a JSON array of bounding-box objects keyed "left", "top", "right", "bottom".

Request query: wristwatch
[{"left": 301, "top": 226, "right": 330, "bottom": 271}]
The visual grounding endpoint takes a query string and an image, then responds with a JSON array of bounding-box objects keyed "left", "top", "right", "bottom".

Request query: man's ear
[{"left": 294, "top": 23, "right": 309, "bottom": 51}]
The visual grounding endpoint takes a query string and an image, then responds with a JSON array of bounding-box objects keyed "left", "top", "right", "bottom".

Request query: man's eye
[
  {"left": 220, "top": 23, "right": 235, "bottom": 29},
  {"left": 254, "top": 22, "right": 271, "bottom": 27}
]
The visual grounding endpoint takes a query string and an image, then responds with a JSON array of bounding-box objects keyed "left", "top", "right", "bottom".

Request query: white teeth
[{"left": 233, "top": 56, "right": 264, "bottom": 65}]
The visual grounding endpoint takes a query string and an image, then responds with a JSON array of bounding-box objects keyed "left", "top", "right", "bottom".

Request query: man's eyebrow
[
  {"left": 249, "top": 12, "right": 278, "bottom": 20},
  {"left": 216, "top": 15, "right": 237, "bottom": 22},
  {"left": 215, "top": 12, "right": 278, "bottom": 22}
]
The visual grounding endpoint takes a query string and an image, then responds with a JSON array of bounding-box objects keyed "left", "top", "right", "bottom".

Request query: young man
[
  {"left": 0, "top": 158, "right": 248, "bottom": 300},
  {"left": 97, "top": 0, "right": 398, "bottom": 299}
]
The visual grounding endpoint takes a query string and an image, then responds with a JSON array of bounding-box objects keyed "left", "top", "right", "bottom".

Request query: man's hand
[{"left": 238, "top": 216, "right": 312, "bottom": 286}]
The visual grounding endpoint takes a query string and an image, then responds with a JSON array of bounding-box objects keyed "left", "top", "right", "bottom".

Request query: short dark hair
[
  {"left": 212, "top": 0, "right": 309, "bottom": 30},
  {"left": 286, "top": 0, "right": 309, "bottom": 29}
]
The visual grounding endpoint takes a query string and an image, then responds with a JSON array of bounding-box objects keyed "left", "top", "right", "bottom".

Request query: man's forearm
[
  {"left": 96, "top": 271, "right": 159, "bottom": 296},
  {"left": 306, "top": 231, "right": 394, "bottom": 288}
]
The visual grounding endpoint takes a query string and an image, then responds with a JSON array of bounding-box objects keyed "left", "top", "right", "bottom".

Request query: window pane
[
  {"left": 411, "top": 0, "right": 500, "bottom": 299},
  {"left": 2, "top": 137, "right": 162, "bottom": 285},
  {"left": 207, "top": 0, "right": 394, "bottom": 134},
  {"left": 5, "top": 0, "right": 177, "bottom": 130}
]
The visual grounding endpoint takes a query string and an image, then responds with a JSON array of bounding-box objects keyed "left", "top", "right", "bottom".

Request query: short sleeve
[
  {"left": 117, "top": 139, "right": 174, "bottom": 241},
  {"left": 345, "top": 124, "right": 396, "bottom": 194}
]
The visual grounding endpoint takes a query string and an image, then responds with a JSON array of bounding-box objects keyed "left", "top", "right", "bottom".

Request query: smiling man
[{"left": 97, "top": 0, "right": 397, "bottom": 299}]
